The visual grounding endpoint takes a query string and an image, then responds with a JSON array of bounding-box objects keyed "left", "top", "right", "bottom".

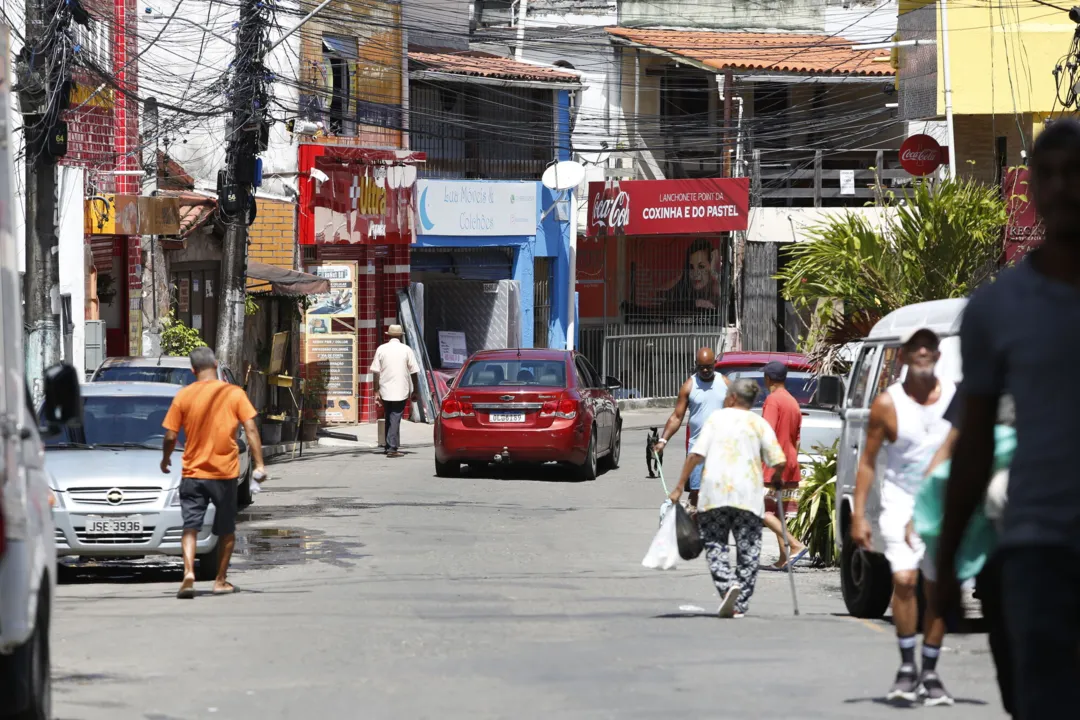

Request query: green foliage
[
  {"left": 159, "top": 312, "right": 207, "bottom": 356},
  {"left": 777, "top": 177, "right": 1007, "bottom": 329},
  {"left": 245, "top": 295, "right": 259, "bottom": 316},
  {"left": 789, "top": 442, "right": 839, "bottom": 567}
]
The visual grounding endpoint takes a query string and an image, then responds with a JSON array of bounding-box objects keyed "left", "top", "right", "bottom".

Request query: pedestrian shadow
[{"left": 844, "top": 696, "right": 989, "bottom": 708}]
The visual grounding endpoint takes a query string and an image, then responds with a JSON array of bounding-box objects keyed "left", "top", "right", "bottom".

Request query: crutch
[{"left": 773, "top": 487, "right": 801, "bottom": 616}]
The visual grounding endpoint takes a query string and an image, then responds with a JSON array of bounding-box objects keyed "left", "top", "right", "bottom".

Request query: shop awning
[{"left": 246, "top": 262, "right": 330, "bottom": 295}]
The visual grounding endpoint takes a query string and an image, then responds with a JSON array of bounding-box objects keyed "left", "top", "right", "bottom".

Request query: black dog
[{"left": 646, "top": 427, "right": 664, "bottom": 478}]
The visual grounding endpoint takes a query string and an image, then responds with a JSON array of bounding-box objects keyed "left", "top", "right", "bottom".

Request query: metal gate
[{"left": 533, "top": 257, "right": 552, "bottom": 348}]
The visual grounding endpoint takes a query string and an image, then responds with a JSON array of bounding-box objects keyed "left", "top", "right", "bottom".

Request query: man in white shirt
[
  {"left": 370, "top": 325, "right": 420, "bottom": 458},
  {"left": 669, "top": 379, "right": 787, "bottom": 618}
]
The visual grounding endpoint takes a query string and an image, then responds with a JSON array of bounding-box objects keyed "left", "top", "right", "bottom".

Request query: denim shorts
[{"left": 689, "top": 463, "right": 703, "bottom": 491}]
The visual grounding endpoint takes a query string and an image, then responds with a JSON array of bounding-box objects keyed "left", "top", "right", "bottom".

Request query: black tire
[
  {"left": 577, "top": 429, "right": 599, "bottom": 481},
  {"left": 196, "top": 541, "right": 221, "bottom": 582},
  {"left": 7, "top": 576, "right": 50, "bottom": 720},
  {"left": 435, "top": 459, "right": 460, "bottom": 478},
  {"left": 840, "top": 532, "right": 893, "bottom": 619},
  {"left": 237, "top": 468, "right": 253, "bottom": 509},
  {"left": 600, "top": 421, "right": 622, "bottom": 472}
]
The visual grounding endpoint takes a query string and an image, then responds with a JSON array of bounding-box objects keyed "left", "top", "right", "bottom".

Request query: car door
[
  {"left": 581, "top": 355, "right": 613, "bottom": 449},
  {"left": 837, "top": 343, "right": 879, "bottom": 506},
  {"left": 573, "top": 355, "right": 603, "bottom": 447}
]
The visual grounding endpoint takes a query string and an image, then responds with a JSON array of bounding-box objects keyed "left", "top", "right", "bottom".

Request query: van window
[
  {"left": 848, "top": 346, "right": 877, "bottom": 408},
  {"left": 875, "top": 346, "right": 904, "bottom": 397}
]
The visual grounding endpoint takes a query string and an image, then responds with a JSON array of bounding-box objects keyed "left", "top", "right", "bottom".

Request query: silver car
[
  {"left": 45, "top": 383, "right": 252, "bottom": 581},
  {"left": 90, "top": 355, "right": 239, "bottom": 386}
]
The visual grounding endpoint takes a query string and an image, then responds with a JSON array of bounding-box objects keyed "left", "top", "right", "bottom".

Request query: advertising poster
[
  {"left": 625, "top": 236, "right": 724, "bottom": 320},
  {"left": 437, "top": 331, "right": 468, "bottom": 368},
  {"left": 305, "top": 262, "right": 357, "bottom": 330},
  {"left": 305, "top": 334, "right": 357, "bottom": 424},
  {"left": 416, "top": 180, "right": 538, "bottom": 236}
]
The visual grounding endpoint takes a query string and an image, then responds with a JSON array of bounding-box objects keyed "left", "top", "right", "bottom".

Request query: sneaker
[
  {"left": 919, "top": 671, "right": 955, "bottom": 707},
  {"left": 717, "top": 584, "right": 741, "bottom": 618},
  {"left": 886, "top": 665, "right": 920, "bottom": 705}
]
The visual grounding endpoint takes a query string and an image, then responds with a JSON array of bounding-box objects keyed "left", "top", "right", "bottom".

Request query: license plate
[
  {"left": 489, "top": 412, "right": 525, "bottom": 423},
  {"left": 85, "top": 516, "right": 143, "bottom": 534}
]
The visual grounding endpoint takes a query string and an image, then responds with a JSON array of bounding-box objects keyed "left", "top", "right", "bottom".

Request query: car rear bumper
[
  {"left": 436, "top": 417, "right": 588, "bottom": 465},
  {"left": 53, "top": 507, "right": 218, "bottom": 557}
]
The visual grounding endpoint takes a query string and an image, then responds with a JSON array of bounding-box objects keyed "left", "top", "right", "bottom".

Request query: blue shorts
[{"left": 689, "top": 463, "right": 703, "bottom": 491}]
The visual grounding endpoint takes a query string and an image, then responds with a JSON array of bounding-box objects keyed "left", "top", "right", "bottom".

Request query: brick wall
[
  {"left": 248, "top": 199, "right": 297, "bottom": 285},
  {"left": 953, "top": 114, "right": 1033, "bottom": 185}
]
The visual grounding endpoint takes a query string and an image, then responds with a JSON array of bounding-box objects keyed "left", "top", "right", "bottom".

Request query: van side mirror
[
  {"left": 816, "top": 375, "right": 845, "bottom": 409},
  {"left": 42, "top": 363, "right": 83, "bottom": 431}
]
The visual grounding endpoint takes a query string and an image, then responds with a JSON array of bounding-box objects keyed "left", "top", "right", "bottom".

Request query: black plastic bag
[{"left": 675, "top": 503, "right": 704, "bottom": 560}]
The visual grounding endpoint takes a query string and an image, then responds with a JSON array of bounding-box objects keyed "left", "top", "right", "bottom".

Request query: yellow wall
[{"left": 901, "top": 0, "right": 1075, "bottom": 115}]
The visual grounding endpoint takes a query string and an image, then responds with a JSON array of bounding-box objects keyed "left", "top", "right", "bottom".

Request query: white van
[
  {"left": 0, "top": 24, "right": 82, "bottom": 718},
  {"left": 820, "top": 298, "right": 965, "bottom": 618}
]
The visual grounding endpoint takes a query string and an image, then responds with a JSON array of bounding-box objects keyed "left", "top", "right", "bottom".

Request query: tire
[
  {"left": 600, "top": 420, "right": 622, "bottom": 472},
  {"left": 7, "top": 576, "right": 51, "bottom": 720},
  {"left": 237, "top": 468, "right": 253, "bottom": 510},
  {"left": 576, "top": 429, "right": 599, "bottom": 481},
  {"left": 840, "top": 531, "right": 893, "bottom": 619},
  {"left": 196, "top": 540, "right": 221, "bottom": 582},
  {"left": 435, "top": 459, "right": 460, "bottom": 478}
]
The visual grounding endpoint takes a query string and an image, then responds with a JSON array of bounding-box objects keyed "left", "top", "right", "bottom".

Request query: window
[
  {"left": 847, "top": 346, "right": 878, "bottom": 409},
  {"left": 720, "top": 367, "right": 816, "bottom": 408},
  {"left": 874, "top": 346, "right": 904, "bottom": 398},
  {"left": 45, "top": 396, "right": 185, "bottom": 449},
  {"left": 323, "top": 36, "right": 357, "bottom": 136},
  {"left": 458, "top": 360, "right": 567, "bottom": 388},
  {"left": 575, "top": 356, "right": 601, "bottom": 388},
  {"left": 94, "top": 366, "right": 196, "bottom": 385}
]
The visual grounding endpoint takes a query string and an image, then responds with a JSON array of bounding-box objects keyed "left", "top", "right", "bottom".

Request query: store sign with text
[
  {"left": 586, "top": 178, "right": 750, "bottom": 237},
  {"left": 1004, "top": 167, "right": 1043, "bottom": 264},
  {"left": 415, "top": 180, "right": 538, "bottom": 236}
]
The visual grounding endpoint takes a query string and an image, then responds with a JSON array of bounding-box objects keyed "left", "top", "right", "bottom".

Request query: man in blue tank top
[{"left": 655, "top": 347, "right": 730, "bottom": 508}]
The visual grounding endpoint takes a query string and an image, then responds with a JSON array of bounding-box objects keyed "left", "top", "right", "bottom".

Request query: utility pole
[
  {"left": 216, "top": 0, "right": 271, "bottom": 373},
  {"left": 17, "top": 0, "right": 83, "bottom": 399}
]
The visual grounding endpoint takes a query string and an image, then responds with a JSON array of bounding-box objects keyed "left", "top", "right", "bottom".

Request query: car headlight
[
  {"left": 49, "top": 489, "right": 63, "bottom": 509},
  {"left": 168, "top": 489, "right": 182, "bottom": 507}
]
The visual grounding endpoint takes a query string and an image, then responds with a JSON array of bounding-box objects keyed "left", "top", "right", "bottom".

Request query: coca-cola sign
[
  {"left": 899, "top": 134, "right": 946, "bottom": 176},
  {"left": 586, "top": 178, "right": 749, "bottom": 236}
]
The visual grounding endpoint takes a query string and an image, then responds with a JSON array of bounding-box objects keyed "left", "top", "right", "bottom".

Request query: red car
[{"left": 434, "top": 349, "right": 622, "bottom": 479}]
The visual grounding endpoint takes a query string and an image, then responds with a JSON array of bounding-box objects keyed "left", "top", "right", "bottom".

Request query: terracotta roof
[
  {"left": 156, "top": 151, "right": 195, "bottom": 190},
  {"left": 409, "top": 50, "right": 580, "bottom": 83},
  {"left": 157, "top": 191, "right": 216, "bottom": 241},
  {"left": 605, "top": 28, "right": 894, "bottom": 77}
]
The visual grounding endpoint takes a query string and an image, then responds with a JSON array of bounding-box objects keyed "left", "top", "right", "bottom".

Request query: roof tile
[
  {"left": 606, "top": 28, "right": 894, "bottom": 77},
  {"left": 409, "top": 50, "right": 580, "bottom": 83}
]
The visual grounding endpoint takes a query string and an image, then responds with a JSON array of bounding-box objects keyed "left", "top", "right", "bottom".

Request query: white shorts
[{"left": 879, "top": 481, "right": 936, "bottom": 582}]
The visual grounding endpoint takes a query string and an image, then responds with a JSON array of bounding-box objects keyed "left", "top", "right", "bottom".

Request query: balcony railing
[{"left": 753, "top": 148, "right": 909, "bottom": 207}]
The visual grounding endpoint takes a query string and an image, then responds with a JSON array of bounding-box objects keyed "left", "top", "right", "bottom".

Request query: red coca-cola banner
[
  {"left": 586, "top": 178, "right": 750, "bottom": 237},
  {"left": 1003, "top": 166, "right": 1043, "bottom": 264},
  {"left": 899, "top": 134, "right": 947, "bottom": 176}
]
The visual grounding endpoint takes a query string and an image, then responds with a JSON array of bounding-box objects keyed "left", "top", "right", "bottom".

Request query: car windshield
[
  {"left": 458, "top": 360, "right": 567, "bottom": 388},
  {"left": 800, "top": 424, "right": 840, "bottom": 456},
  {"left": 94, "top": 365, "right": 196, "bottom": 386},
  {"left": 44, "top": 396, "right": 184, "bottom": 449},
  {"left": 720, "top": 367, "right": 817, "bottom": 408}
]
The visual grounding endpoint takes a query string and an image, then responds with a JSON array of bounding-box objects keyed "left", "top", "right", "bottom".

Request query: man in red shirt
[{"left": 761, "top": 361, "right": 807, "bottom": 569}]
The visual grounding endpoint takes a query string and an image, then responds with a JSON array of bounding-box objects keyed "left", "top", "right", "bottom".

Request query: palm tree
[{"left": 776, "top": 177, "right": 1007, "bottom": 371}]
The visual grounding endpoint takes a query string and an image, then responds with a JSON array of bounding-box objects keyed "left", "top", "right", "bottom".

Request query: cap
[
  {"left": 762, "top": 361, "right": 788, "bottom": 381},
  {"left": 899, "top": 326, "right": 940, "bottom": 347},
  {"left": 387, "top": 324, "right": 404, "bottom": 337}
]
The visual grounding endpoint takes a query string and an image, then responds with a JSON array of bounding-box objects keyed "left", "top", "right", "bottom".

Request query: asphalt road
[{"left": 52, "top": 426, "right": 1008, "bottom": 719}]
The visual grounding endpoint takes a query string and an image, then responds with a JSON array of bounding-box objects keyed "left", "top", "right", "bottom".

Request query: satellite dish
[{"left": 542, "top": 160, "right": 585, "bottom": 191}]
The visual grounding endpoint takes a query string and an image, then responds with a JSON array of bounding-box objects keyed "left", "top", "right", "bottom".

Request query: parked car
[
  {"left": 817, "top": 298, "right": 966, "bottom": 619},
  {"left": 434, "top": 349, "right": 622, "bottom": 480},
  {"left": 89, "top": 355, "right": 240, "bottom": 386},
  {"left": 43, "top": 382, "right": 254, "bottom": 580},
  {"left": 714, "top": 351, "right": 842, "bottom": 474}
]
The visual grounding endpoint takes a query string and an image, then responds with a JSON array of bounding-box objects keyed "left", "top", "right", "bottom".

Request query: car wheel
[
  {"left": 435, "top": 459, "right": 460, "bottom": 478},
  {"left": 840, "top": 530, "right": 893, "bottom": 619},
  {"left": 577, "top": 429, "right": 598, "bottom": 481},
  {"left": 600, "top": 421, "right": 622, "bottom": 472},
  {"left": 196, "top": 541, "right": 221, "bottom": 583},
  {"left": 237, "top": 468, "right": 253, "bottom": 509},
  {"left": 8, "top": 574, "right": 50, "bottom": 720}
]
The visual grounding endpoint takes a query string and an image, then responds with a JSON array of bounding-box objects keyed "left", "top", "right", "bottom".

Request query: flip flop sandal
[
  {"left": 176, "top": 587, "right": 196, "bottom": 599},
  {"left": 785, "top": 548, "right": 810, "bottom": 570},
  {"left": 212, "top": 584, "right": 237, "bottom": 595}
]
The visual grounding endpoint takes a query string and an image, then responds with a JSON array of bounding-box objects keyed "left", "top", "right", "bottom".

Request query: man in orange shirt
[
  {"left": 161, "top": 347, "right": 266, "bottom": 598},
  {"left": 761, "top": 361, "right": 808, "bottom": 570}
]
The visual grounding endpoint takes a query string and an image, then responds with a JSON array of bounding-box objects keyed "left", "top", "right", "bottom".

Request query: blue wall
[{"left": 412, "top": 180, "right": 572, "bottom": 349}]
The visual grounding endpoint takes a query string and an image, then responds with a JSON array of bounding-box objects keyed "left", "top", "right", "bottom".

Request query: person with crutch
[{"left": 668, "top": 379, "right": 787, "bottom": 618}]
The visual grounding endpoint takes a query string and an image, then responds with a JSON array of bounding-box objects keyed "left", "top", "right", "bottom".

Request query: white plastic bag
[{"left": 642, "top": 502, "right": 680, "bottom": 570}]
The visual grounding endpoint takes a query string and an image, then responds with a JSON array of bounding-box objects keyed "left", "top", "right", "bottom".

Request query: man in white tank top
[{"left": 851, "top": 327, "right": 956, "bottom": 706}]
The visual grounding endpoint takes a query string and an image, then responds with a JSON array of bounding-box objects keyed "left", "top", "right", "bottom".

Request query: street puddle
[{"left": 233, "top": 525, "right": 366, "bottom": 569}]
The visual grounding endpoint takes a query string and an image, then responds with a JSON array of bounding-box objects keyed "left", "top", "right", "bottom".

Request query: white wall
[
  {"left": 406, "top": 0, "right": 471, "bottom": 50},
  {"left": 58, "top": 166, "right": 86, "bottom": 374},
  {"left": 746, "top": 206, "right": 893, "bottom": 244}
]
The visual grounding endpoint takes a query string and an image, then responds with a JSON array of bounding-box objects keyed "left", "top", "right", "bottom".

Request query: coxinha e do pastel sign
[{"left": 586, "top": 178, "right": 750, "bottom": 237}]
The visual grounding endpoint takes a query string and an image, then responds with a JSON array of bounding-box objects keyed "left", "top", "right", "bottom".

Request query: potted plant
[
  {"left": 260, "top": 412, "right": 284, "bottom": 446},
  {"left": 299, "top": 373, "right": 327, "bottom": 443}
]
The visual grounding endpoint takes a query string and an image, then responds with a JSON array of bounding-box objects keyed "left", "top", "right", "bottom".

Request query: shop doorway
[
  {"left": 533, "top": 257, "right": 552, "bottom": 349},
  {"left": 170, "top": 262, "right": 220, "bottom": 349}
]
